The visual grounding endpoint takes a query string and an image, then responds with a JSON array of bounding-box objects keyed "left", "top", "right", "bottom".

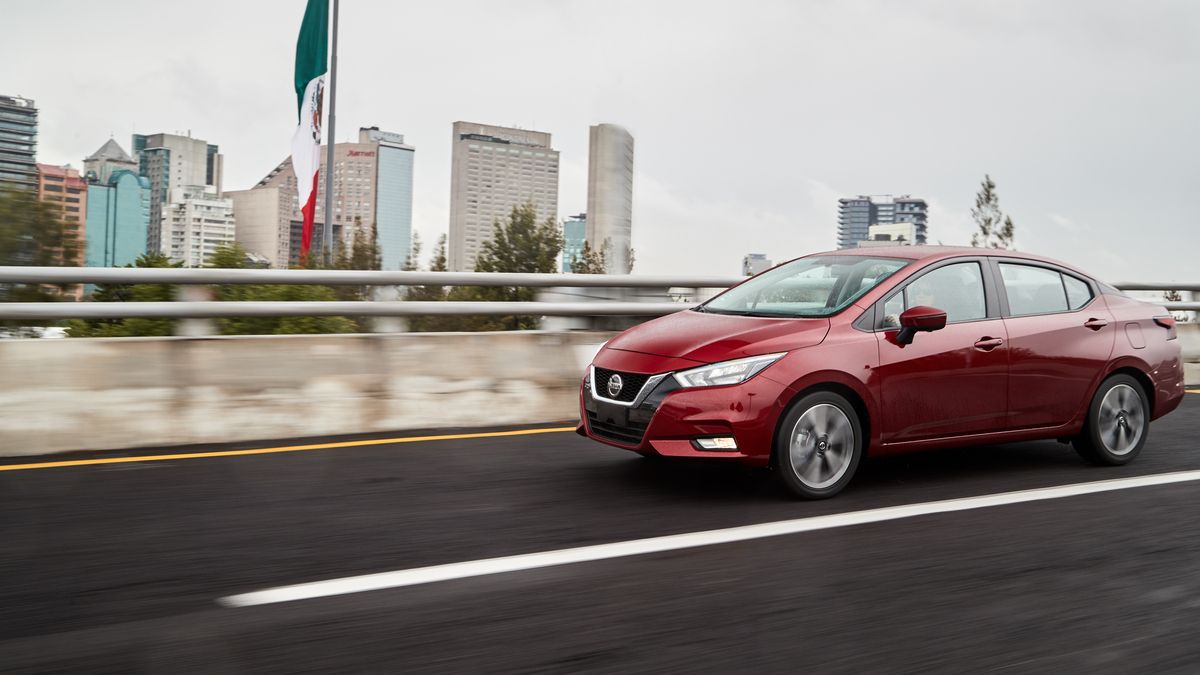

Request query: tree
[
  {"left": 0, "top": 187, "right": 81, "bottom": 311},
  {"left": 1163, "top": 289, "right": 1190, "bottom": 321},
  {"left": 570, "top": 237, "right": 635, "bottom": 274},
  {"left": 66, "top": 253, "right": 181, "bottom": 337},
  {"left": 443, "top": 203, "right": 563, "bottom": 331},
  {"left": 969, "top": 175, "right": 1016, "bottom": 249},
  {"left": 406, "top": 234, "right": 456, "bottom": 332},
  {"left": 337, "top": 217, "right": 382, "bottom": 272},
  {"left": 403, "top": 230, "right": 421, "bottom": 272},
  {"left": 570, "top": 240, "right": 608, "bottom": 274},
  {"left": 208, "top": 241, "right": 356, "bottom": 335}
]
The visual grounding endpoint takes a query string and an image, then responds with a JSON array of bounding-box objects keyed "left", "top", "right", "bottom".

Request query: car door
[
  {"left": 993, "top": 260, "right": 1116, "bottom": 429},
  {"left": 872, "top": 258, "right": 1009, "bottom": 443}
]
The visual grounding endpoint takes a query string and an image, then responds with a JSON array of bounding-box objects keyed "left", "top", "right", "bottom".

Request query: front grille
[
  {"left": 592, "top": 367, "right": 649, "bottom": 403},
  {"left": 586, "top": 410, "right": 649, "bottom": 446}
]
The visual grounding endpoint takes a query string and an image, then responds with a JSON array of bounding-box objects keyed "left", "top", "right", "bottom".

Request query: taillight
[{"left": 1153, "top": 315, "right": 1177, "bottom": 340}]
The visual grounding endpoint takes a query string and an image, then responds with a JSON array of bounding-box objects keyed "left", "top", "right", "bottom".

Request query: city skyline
[
  {"left": 229, "top": 127, "right": 414, "bottom": 269},
  {"left": 5, "top": 0, "right": 1198, "bottom": 280}
]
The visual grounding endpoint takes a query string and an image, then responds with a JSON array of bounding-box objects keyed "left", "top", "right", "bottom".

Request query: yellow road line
[
  {"left": 1188, "top": 389, "right": 1200, "bottom": 394},
  {"left": 0, "top": 427, "right": 576, "bottom": 472}
]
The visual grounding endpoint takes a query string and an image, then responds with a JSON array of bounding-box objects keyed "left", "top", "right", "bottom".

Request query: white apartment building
[
  {"left": 586, "top": 123, "right": 634, "bottom": 274},
  {"left": 858, "top": 222, "right": 918, "bottom": 246},
  {"left": 163, "top": 185, "right": 236, "bottom": 267},
  {"left": 448, "top": 121, "right": 559, "bottom": 271},
  {"left": 132, "top": 132, "right": 224, "bottom": 254}
]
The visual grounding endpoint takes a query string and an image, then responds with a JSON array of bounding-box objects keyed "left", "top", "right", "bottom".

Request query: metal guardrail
[
  {"left": 1111, "top": 282, "right": 1200, "bottom": 292},
  {"left": 0, "top": 301, "right": 692, "bottom": 320},
  {"left": 0, "top": 267, "right": 743, "bottom": 289},
  {"left": 0, "top": 267, "right": 1194, "bottom": 320}
]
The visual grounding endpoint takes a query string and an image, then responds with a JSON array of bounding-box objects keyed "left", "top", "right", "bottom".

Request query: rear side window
[
  {"left": 1063, "top": 275, "right": 1093, "bottom": 310},
  {"left": 999, "top": 263, "right": 1075, "bottom": 316}
]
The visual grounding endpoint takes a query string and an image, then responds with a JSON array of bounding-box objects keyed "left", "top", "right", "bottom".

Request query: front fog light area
[{"left": 694, "top": 436, "right": 738, "bottom": 451}]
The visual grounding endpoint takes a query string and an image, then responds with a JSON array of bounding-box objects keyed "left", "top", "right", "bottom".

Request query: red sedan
[{"left": 578, "top": 247, "right": 1185, "bottom": 498}]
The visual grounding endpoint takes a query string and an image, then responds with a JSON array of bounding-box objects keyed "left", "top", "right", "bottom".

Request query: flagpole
[{"left": 322, "top": 0, "right": 339, "bottom": 266}]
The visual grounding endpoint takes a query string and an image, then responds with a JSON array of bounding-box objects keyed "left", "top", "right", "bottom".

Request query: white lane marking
[{"left": 219, "top": 470, "right": 1200, "bottom": 608}]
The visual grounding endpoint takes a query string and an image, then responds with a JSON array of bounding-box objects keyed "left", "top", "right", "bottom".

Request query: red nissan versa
[{"left": 577, "top": 247, "right": 1185, "bottom": 498}]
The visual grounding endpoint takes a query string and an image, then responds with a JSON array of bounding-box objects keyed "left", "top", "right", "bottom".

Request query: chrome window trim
[{"left": 589, "top": 365, "right": 669, "bottom": 408}]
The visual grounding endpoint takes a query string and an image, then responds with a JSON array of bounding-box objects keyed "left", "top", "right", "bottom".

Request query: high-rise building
[
  {"left": 83, "top": 139, "right": 139, "bottom": 184},
  {"left": 562, "top": 213, "right": 587, "bottom": 272},
  {"left": 36, "top": 164, "right": 87, "bottom": 263},
  {"left": 85, "top": 169, "right": 150, "bottom": 268},
  {"left": 0, "top": 95, "right": 38, "bottom": 191},
  {"left": 162, "top": 185, "right": 235, "bottom": 267},
  {"left": 742, "top": 253, "right": 773, "bottom": 276},
  {"left": 229, "top": 127, "right": 413, "bottom": 268},
  {"left": 360, "top": 127, "right": 415, "bottom": 270},
  {"left": 836, "top": 195, "right": 927, "bottom": 249},
  {"left": 586, "top": 123, "right": 634, "bottom": 274},
  {"left": 448, "top": 121, "right": 559, "bottom": 271},
  {"left": 132, "top": 132, "right": 224, "bottom": 254}
]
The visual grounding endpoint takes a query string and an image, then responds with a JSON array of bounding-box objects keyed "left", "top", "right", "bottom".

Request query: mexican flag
[{"left": 291, "top": 0, "right": 329, "bottom": 259}]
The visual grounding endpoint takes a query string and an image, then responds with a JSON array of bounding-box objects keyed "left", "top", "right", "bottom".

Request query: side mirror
[{"left": 895, "top": 305, "right": 947, "bottom": 345}]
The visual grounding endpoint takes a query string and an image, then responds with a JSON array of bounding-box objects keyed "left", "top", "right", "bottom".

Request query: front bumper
[{"left": 578, "top": 361, "right": 790, "bottom": 466}]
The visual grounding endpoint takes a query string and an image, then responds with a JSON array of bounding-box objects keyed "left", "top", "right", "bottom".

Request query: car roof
[{"left": 808, "top": 246, "right": 1093, "bottom": 278}]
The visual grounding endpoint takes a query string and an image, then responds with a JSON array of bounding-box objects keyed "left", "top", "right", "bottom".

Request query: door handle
[
  {"left": 973, "top": 337, "right": 1004, "bottom": 351},
  {"left": 1084, "top": 318, "right": 1109, "bottom": 330}
]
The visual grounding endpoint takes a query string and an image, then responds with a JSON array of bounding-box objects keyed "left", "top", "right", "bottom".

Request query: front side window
[
  {"left": 701, "top": 255, "right": 908, "bottom": 318},
  {"left": 1000, "top": 263, "right": 1070, "bottom": 316},
  {"left": 880, "top": 261, "right": 987, "bottom": 328}
]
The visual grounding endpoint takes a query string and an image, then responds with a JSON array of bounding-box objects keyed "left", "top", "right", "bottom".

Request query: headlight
[{"left": 672, "top": 353, "right": 786, "bottom": 388}]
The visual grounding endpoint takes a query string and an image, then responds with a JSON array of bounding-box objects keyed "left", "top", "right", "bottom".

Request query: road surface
[{"left": 1, "top": 395, "right": 1198, "bottom": 673}]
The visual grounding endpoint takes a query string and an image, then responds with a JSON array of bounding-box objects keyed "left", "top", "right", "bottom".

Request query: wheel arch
[
  {"left": 1102, "top": 363, "right": 1156, "bottom": 414},
  {"left": 770, "top": 376, "right": 874, "bottom": 468}
]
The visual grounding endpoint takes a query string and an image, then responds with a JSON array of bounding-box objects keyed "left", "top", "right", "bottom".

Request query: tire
[
  {"left": 1073, "top": 374, "right": 1150, "bottom": 466},
  {"left": 775, "top": 391, "right": 864, "bottom": 499}
]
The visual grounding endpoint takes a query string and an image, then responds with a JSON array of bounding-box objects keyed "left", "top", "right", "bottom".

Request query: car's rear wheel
[
  {"left": 1073, "top": 374, "right": 1149, "bottom": 466},
  {"left": 775, "top": 391, "right": 863, "bottom": 499}
]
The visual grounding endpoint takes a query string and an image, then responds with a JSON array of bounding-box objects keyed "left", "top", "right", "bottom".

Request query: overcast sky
[{"left": 5, "top": 0, "right": 1197, "bottom": 280}]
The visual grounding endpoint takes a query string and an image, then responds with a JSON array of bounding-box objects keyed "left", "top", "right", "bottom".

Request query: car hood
[{"left": 604, "top": 309, "right": 831, "bottom": 363}]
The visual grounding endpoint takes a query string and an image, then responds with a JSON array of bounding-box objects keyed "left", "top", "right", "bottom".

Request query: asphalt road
[{"left": 2, "top": 395, "right": 1198, "bottom": 673}]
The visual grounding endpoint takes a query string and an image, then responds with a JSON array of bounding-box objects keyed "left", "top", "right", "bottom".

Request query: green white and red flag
[{"left": 292, "top": 0, "right": 329, "bottom": 259}]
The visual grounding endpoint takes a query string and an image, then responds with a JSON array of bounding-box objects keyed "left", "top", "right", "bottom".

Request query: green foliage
[
  {"left": 0, "top": 187, "right": 81, "bottom": 329},
  {"left": 209, "top": 241, "right": 356, "bottom": 335},
  {"left": 570, "top": 239, "right": 609, "bottom": 274},
  {"left": 66, "top": 253, "right": 180, "bottom": 337},
  {"left": 569, "top": 237, "right": 635, "bottom": 274},
  {"left": 403, "top": 230, "right": 421, "bottom": 272},
  {"left": 439, "top": 203, "right": 563, "bottom": 331},
  {"left": 328, "top": 218, "right": 385, "bottom": 328},
  {"left": 406, "top": 234, "right": 458, "bottom": 332},
  {"left": 336, "top": 217, "right": 382, "bottom": 274},
  {"left": 969, "top": 175, "right": 1016, "bottom": 250}
]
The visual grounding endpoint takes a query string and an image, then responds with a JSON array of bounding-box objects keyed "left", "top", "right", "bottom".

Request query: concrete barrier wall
[
  {"left": 0, "top": 326, "right": 1196, "bottom": 458},
  {"left": 0, "top": 332, "right": 612, "bottom": 457},
  {"left": 1180, "top": 323, "right": 1200, "bottom": 388}
]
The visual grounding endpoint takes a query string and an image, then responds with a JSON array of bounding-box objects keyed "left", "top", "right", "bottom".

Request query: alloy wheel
[
  {"left": 1098, "top": 383, "right": 1145, "bottom": 456},
  {"left": 789, "top": 403, "right": 856, "bottom": 489}
]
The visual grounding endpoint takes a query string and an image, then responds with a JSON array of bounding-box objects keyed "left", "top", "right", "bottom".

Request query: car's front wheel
[
  {"left": 1073, "top": 374, "right": 1150, "bottom": 466},
  {"left": 775, "top": 391, "right": 863, "bottom": 499}
]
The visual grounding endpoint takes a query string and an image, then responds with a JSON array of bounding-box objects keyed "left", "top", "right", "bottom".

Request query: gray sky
[{"left": 5, "top": 0, "right": 1197, "bottom": 280}]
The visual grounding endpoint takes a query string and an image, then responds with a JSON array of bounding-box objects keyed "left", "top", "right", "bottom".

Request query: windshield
[{"left": 700, "top": 255, "right": 909, "bottom": 318}]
